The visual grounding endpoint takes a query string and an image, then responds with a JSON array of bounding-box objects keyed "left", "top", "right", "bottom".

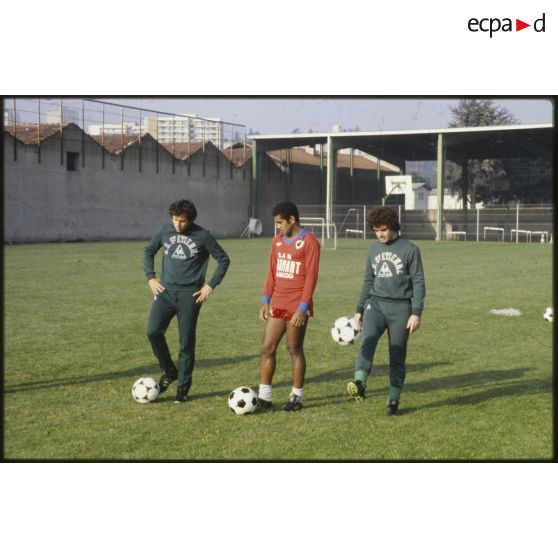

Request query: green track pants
[
  {"left": 146, "top": 288, "right": 202, "bottom": 392},
  {"left": 355, "top": 297, "right": 411, "bottom": 393}
]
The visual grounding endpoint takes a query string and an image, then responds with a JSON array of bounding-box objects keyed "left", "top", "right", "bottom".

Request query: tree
[
  {"left": 446, "top": 100, "right": 518, "bottom": 207},
  {"left": 449, "top": 99, "right": 518, "bottom": 129}
]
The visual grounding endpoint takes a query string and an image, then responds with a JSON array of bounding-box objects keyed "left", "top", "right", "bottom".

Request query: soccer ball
[
  {"left": 331, "top": 316, "right": 361, "bottom": 346},
  {"left": 228, "top": 386, "right": 258, "bottom": 415},
  {"left": 132, "top": 377, "right": 160, "bottom": 404},
  {"left": 543, "top": 307, "right": 553, "bottom": 322}
]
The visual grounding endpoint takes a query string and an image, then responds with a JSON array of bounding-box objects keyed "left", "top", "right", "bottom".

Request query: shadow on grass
[
  {"left": 293, "top": 366, "right": 548, "bottom": 412},
  {"left": 403, "top": 377, "right": 552, "bottom": 414},
  {"left": 303, "top": 360, "right": 451, "bottom": 386},
  {"left": 4, "top": 354, "right": 259, "bottom": 394},
  {"left": 366, "top": 367, "right": 535, "bottom": 395}
]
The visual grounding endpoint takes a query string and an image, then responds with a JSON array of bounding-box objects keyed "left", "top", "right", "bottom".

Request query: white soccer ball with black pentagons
[
  {"left": 132, "top": 376, "right": 160, "bottom": 404},
  {"left": 543, "top": 306, "right": 553, "bottom": 322},
  {"left": 228, "top": 386, "right": 258, "bottom": 415},
  {"left": 331, "top": 316, "right": 361, "bottom": 346}
]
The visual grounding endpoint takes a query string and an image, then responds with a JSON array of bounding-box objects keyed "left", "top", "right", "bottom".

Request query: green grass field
[{"left": 3, "top": 238, "right": 553, "bottom": 460}]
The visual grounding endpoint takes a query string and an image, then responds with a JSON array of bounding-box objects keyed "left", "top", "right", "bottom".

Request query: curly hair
[
  {"left": 168, "top": 199, "right": 198, "bottom": 222},
  {"left": 367, "top": 206, "right": 401, "bottom": 232},
  {"left": 272, "top": 200, "right": 299, "bottom": 222}
]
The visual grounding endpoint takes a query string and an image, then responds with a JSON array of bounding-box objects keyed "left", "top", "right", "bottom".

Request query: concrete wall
[
  {"left": 256, "top": 155, "right": 326, "bottom": 235},
  {"left": 4, "top": 125, "right": 392, "bottom": 242},
  {"left": 4, "top": 125, "right": 251, "bottom": 242}
]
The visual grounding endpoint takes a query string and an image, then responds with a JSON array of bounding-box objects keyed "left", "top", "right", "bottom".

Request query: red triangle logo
[{"left": 516, "top": 19, "right": 530, "bottom": 31}]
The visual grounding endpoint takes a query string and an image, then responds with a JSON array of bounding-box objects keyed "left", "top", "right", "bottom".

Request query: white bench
[
  {"left": 345, "top": 228, "right": 365, "bottom": 238},
  {"left": 531, "top": 231, "right": 549, "bottom": 243},
  {"left": 447, "top": 231, "right": 467, "bottom": 240},
  {"left": 510, "top": 229, "right": 531, "bottom": 242},
  {"left": 483, "top": 226, "right": 504, "bottom": 241}
]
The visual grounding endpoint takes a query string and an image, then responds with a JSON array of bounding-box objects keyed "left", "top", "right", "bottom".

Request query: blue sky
[{"left": 103, "top": 97, "right": 553, "bottom": 134}]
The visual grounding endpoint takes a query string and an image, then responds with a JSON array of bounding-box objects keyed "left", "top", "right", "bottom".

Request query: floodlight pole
[{"left": 436, "top": 133, "right": 446, "bottom": 241}]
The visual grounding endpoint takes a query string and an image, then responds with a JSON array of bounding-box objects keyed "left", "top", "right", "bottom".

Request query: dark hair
[
  {"left": 272, "top": 200, "right": 299, "bottom": 222},
  {"left": 169, "top": 199, "right": 197, "bottom": 222},
  {"left": 367, "top": 206, "right": 401, "bottom": 232}
]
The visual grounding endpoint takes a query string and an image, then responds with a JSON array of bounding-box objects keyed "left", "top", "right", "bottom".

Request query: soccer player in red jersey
[{"left": 257, "top": 201, "right": 321, "bottom": 411}]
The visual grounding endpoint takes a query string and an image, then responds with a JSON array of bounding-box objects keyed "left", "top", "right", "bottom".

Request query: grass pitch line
[{"left": 488, "top": 308, "right": 522, "bottom": 316}]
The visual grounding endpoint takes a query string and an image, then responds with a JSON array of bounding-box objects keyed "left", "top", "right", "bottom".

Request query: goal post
[{"left": 299, "top": 217, "right": 337, "bottom": 250}]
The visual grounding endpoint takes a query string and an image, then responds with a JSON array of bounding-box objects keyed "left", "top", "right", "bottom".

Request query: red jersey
[{"left": 262, "top": 228, "right": 321, "bottom": 314}]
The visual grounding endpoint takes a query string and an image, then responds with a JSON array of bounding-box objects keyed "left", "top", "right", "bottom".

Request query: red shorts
[{"left": 269, "top": 307, "right": 312, "bottom": 321}]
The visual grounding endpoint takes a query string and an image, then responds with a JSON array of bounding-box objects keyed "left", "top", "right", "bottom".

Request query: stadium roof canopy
[
  {"left": 250, "top": 123, "right": 554, "bottom": 240},
  {"left": 251, "top": 123, "right": 553, "bottom": 167}
]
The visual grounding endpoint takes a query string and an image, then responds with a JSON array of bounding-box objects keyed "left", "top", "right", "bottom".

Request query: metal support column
[
  {"left": 120, "top": 106, "right": 124, "bottom": 171},
  {"left": 37, "top": 98, "right": 41, "bottom": 163},
  {"left": 229, "top": 124, "right": 234, "bottom": 179},
  {"left": 172, "top": 116, "right": 176, "bottom": 174},
  {"left": 435, "top": 133, "right": 446, "bottom": 241},
  {"left": 202, "top": 120, "right": 206, "bottom": 177},
  {"left": 60, "top": 99, "right": 64, "bottom": 166},
  {"left": 139, "top": 109, "right": 142, "bottom": 173},
  {"left": 81, "top": 99, "right": 85, "bottom": 167},
  {"left": 461, "top": 160, "right": 469, "bottom": 210},
  {"left": 242, "top": 127, "right": 247, "bottom": 179},
  {"left": 155, "top": 112, "right": 159, "bottom": 174},
  {"left": 102, "top": 102, "right": 105, "bottom": 169},
  {"left": 251, "top": 138, "right": 260, "bottom": 219},
  {"left": 326, "top": 135, "right": 337, "bottom": 226},
  {"left": 13, "top": 98, "right": 17, "bottom": 161}
]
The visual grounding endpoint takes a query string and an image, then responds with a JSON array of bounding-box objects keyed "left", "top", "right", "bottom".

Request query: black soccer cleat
[
  {"left": 347, "top": 380, "right": 366, "bottom": 402},
  {"left": 282, "top": 393, "right": 303, "bottom": 412},
  {"left": 387, "top": 399, "right": 400, "bottom": 416},
  {"left": 257, "top": 397, "right": 273, "bottom": 408},
  {"left": 174, "top": 386, "right": 189, "bottom": 404},
  {"left": 159, "top": 373, "right": 177, "bottom": 394}
]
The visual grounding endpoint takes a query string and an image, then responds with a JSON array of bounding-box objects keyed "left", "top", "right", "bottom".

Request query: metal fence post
[
  {"left": 476, "top": 207, "right": 480, "bottom": 242},
  {"left": 13, "top": 98, "right": 17, "bottom": 161},
  {"left": 515, "top": 202, "right": 519, "bottom": 244}
]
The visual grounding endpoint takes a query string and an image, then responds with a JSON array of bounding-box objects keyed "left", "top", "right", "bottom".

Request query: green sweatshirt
[
  {"left": 356, "top": 235, "right": 425, "bottom": 316},
  {"left": 143, "top": 222, "right": 230, "bottom": 290}
]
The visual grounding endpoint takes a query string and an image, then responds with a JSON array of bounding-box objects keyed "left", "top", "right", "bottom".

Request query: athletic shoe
[
  {"left": 159, "top": 373, "right": 176, "bottom": 394},
  {"left": 257, "top": 397, "right": 273, "bottom": 408},
  {"left": 174, "top": 386, "right": 189, "bottom": 404},
  {"left": 347, "top": 380, "right": 365, "bottom": 402},
  {"left": 282, "top": 393, "right": 303, "bottom": 412},
  {"left": 387, "top": 399, "right": 400, "bottom": 416}
]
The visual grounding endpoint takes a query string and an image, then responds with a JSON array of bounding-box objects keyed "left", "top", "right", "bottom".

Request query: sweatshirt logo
[
  {"left": 378, "top": 262, "right": 393, "bottom": 278},
  {"left": 372, "top": 251, "right": 404, "bottom": 276},
  {"left": 295, "top": 240, "right": 305, "bottom": 249},
  {"left": 172, "top": 245, "right": 187, "bottom": 260},
  {"left": 164, "top": 235, "right": 199, "bottom": 259}
]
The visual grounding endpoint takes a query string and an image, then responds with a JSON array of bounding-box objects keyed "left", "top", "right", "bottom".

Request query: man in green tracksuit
[
  {"left": 347, "top": 206, "right": 425, "bottom": 416},
  {"left": 144, "top": 199, "right": 230, "bottom": 403}
]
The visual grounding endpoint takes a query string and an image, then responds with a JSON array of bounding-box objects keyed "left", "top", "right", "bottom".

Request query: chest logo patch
[
  {"left": 295, "top": 240, "right": 305, "bottom": 249},
  {"left": 172, "top": 245, "right": 187, "bottom": 260},
  {"left": 378, "top": 262, "right": 393, "bottom": 278}
]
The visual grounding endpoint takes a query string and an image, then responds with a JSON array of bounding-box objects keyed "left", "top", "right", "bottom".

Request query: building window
[
  {"left": 67, "top": 152, "right": 79, "bottom": 171},
  {"left": 418, "top": 192, "right": 424, "bottom": 200}
]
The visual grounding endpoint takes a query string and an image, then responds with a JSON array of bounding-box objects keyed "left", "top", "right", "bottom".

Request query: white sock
[
  {"left": 292, "top": 387, "right": 304, "bottom": 401},
  {"left": 258, "top": 384, "right": 272, "bottom": 401}
]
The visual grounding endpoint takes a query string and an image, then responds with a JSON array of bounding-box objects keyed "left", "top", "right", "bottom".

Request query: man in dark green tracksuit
[
  {"left": 144, "top": 199, "right": 230, "bottom": 403},
  {"left": 347, "top": 206, "right": 425, "bottom": 416}
]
